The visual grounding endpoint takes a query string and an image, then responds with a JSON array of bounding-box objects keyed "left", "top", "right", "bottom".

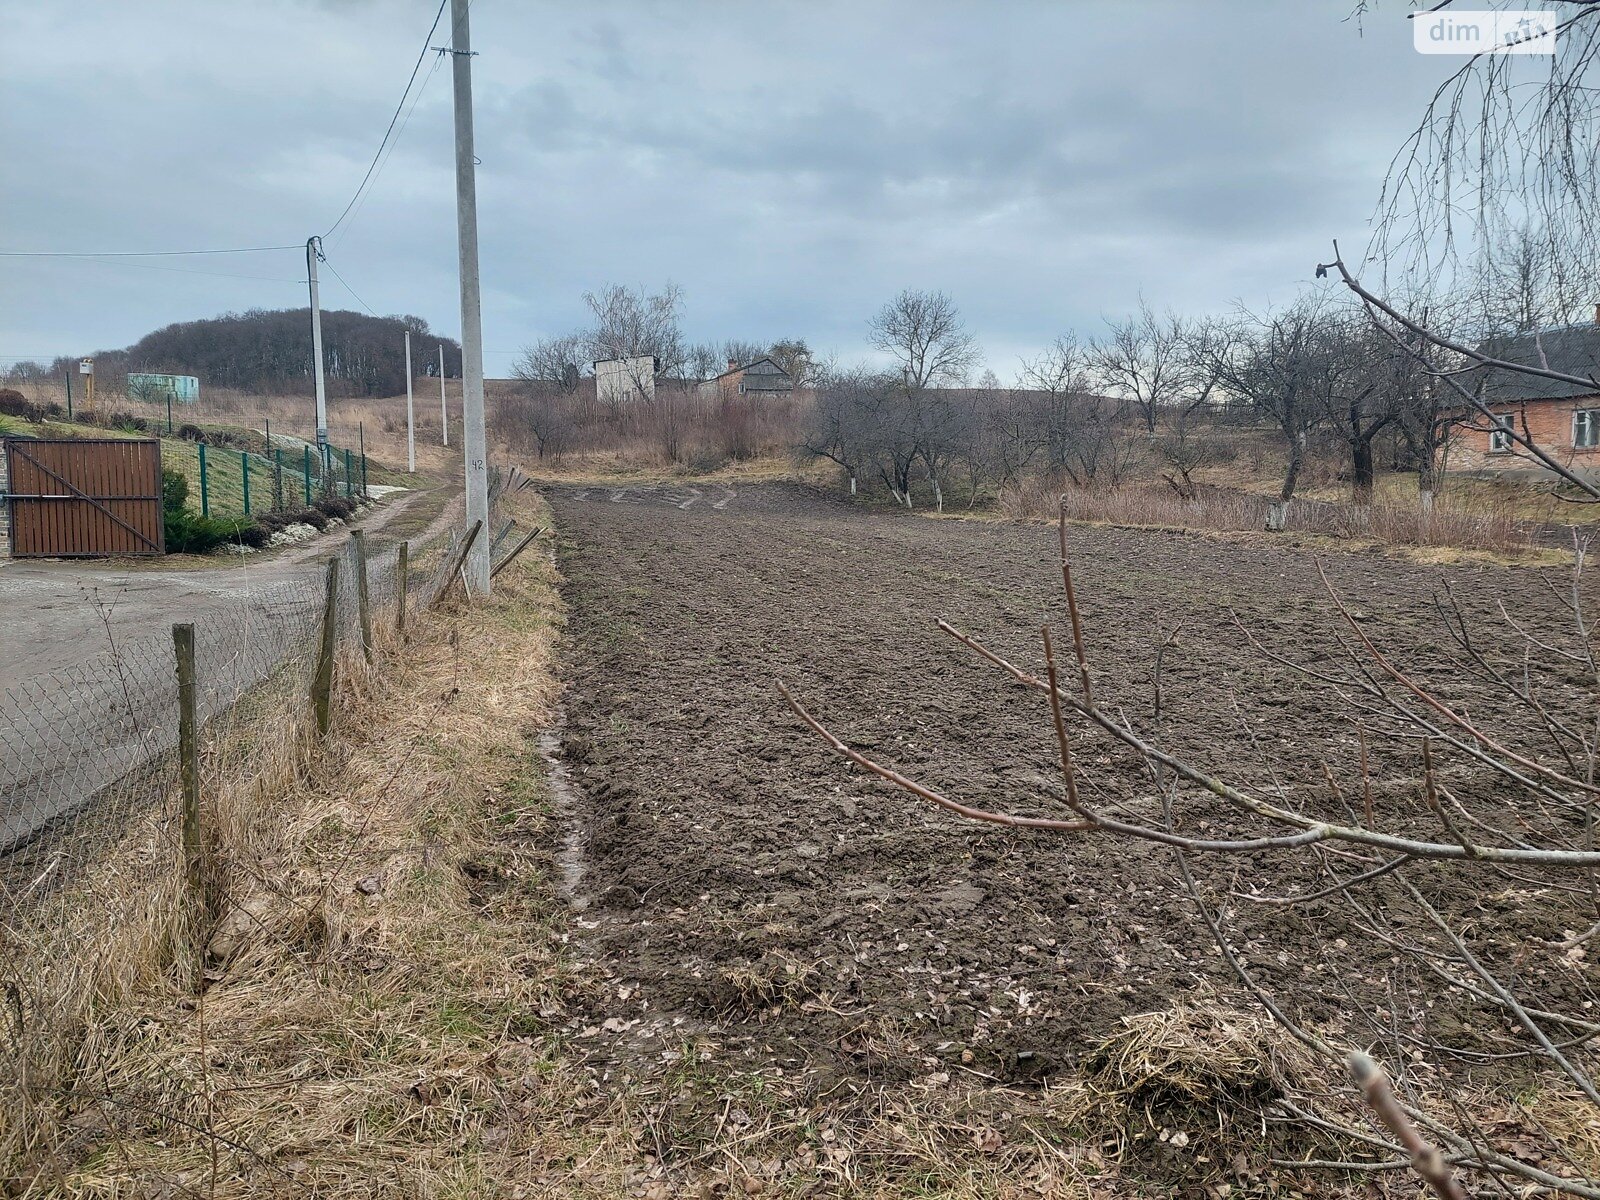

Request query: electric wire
[{"left": 323, "top": 0, "right": 450, "bottom": 240}]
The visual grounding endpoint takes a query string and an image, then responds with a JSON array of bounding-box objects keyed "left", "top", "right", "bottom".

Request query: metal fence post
[
  {"left": 303, "top": 446, "right": 313, "bottom": 507},
  {"left": 343, "top": 448, "right": 353, "bottom": 498},
  {"left": 198, "top": 442, "right": 209, "bottom": 517},
  {"left": 396, "top": 541, "right": 409, "bottom": 635},
  {"left": 173, "top": 622, "right": 208, "bottom": 980},
  {"left": 273, "top": 448, "right": 284, "bottom": 511},
  {"left": 352, "top": 530, "right": 373, "bottom": 662},
  {"left": 312, "top": 557, "right": 339, "bottom": 735},
  {"left": 241, "top": 450, "right": 251, "bottom": 515}
]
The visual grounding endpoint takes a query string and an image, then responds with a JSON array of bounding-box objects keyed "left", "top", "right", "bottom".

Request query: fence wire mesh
[
  {"left": 0, "top": 467, "right": 541, "bottom": 925},
  {"left": 0, "top": 531, "right": 439, "bottom": 921},
  {"left": 0, "top": 476, "right": 545, "bottom": 1184}
]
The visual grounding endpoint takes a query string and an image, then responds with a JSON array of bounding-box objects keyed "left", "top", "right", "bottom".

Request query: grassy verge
[{"left": 6, "top": 493, "right": 567, "bottom": 1195}]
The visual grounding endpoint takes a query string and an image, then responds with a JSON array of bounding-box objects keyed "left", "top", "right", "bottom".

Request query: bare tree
[
  {"left": 1311, "top": 312, "right": 1401, "bottom": 503},
  {"left": 867, "top": 289, "right": 980, "bottom": 390},
  {"left": 720, "top": 339, "right": 767, "bottom": 370},
  {"left": 1020, "top": 334, "right": 1095, "bottom": 475},
  {"left": 1198, "top": 301, "right": 1332, "bottom": 531},
  {"left": 799, "top": 367, "right": 889, "bottom": 496},
  {"left": 1091, "top": 301, "right": 1190, "bottom": 434},
  {"left": 583, "top": 282, "right": 686, "bottom": 379},
  {"left": 768, "top": 339, "right": 817, "bottom": 387},
  {"left": 498, "top": 383, "right": 574, "bottom": 462},
  {"left": 958, "top": 387, "right": 1044, "bottom": 502},
  {"left": 1328, "top": 2, "right": 1600, "bottom": 500},
  {"left": 512, "top": 333, "right": 586, "bottom": 393}
]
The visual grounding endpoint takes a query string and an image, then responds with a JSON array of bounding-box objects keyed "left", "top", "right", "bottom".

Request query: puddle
[{"left": 538, "top": 714, "right": 590, "bottom": 912}]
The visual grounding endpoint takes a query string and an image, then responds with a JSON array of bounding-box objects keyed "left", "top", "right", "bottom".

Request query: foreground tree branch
[{"left": 780, "top": 499, "right": 1600, "bottom": 1195}]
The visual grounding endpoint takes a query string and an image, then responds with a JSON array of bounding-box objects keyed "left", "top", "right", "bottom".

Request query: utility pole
[
  {"left": 443, "top": 0, "right": 490, "bottom": 596},
  {"left": 306, "top": 236, "right": 330, "bottom": 474},
  {"left": 404, "top": 328, "right": 415, "bottom": 472},
  {"left": 438, "top": 343, "right": 448, "bottom": 446}
]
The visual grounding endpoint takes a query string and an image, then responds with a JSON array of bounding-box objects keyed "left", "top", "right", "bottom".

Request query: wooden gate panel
[{"left": 5, "top": 439, "right": 164, "bottom": 557}]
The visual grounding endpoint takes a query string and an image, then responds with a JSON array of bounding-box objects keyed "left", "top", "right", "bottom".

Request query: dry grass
[{"left": 996, "top": 476, "right": 1561, "bottom": 565}]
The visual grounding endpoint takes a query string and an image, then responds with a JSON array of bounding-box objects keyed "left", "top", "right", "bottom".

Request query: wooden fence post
[
  {"left": 173, "top": 622, "right": 207, "bottom": 979},
  {"left": 396, "top": 541, "right": 410, "bottom": 635},
  {"left": 312, "top": 557, "right": 339, "bottom": 735},
  {"left": 352, "top": 530, "right": 373, "bottom": 662}
]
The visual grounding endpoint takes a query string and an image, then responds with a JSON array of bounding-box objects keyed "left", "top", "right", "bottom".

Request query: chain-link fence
[
  {"left": 0, "top": 469, "right": 538, "bottom": 1179},
  {"left": 0, "top": 469, "right": 530, "bottom": 919},
  {"left": 0, "top": 537, "right": 408, "bottom": 910}
]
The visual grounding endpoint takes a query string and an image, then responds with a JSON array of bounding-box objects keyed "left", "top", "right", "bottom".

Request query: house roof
[
  {"left": 1478, "top": 324, "right": 1600, "bottom": 402},
  {"left": 710, "top": 357, "right": 789, "bottom": 382}
]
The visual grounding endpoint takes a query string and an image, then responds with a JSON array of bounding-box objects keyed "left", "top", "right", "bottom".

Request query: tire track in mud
[{"left": 545, "top": 481, "right": 1595, "bottom": 1083}]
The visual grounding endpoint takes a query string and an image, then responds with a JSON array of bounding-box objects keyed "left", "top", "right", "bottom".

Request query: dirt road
[{"left": 549, "top": 481, "right": 1593, "bottom": 1089}]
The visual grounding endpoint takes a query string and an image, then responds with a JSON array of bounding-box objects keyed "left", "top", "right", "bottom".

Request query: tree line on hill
[{"left": 2, "top": 309, "right": 463, "bottom": 399}]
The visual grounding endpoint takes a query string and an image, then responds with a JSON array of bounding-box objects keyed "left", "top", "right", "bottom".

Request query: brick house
[
  {"left": 1453, "top": 320, "right": 1600, "bottom": 478},
  {"left": 698, "top": 357, "right": 793, "bottom": 402}
]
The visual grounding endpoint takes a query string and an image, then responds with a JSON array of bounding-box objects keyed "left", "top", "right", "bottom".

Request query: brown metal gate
[{"left": 4, "top": 438, "right": 165, "bottom": 557}]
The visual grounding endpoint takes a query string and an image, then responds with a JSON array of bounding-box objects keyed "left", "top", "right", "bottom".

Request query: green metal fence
[{"left": 174, "top": 440, "right": 370, "bottom": 520}]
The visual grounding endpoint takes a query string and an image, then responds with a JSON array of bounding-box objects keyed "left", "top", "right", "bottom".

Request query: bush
[
  {"left": 177, "top": 423, "right": 205, "bottom": 442},
  {"left": 219, "top": 518, "right": 270, "bottom": 550},
  {"left": 313, "top": 494, "right": 356, "bottom": 520},
  {"left": 161, "top": 468, "right": 264, "bottom": 554},
  {"left": 0, "top": 389, "right": 42, "bottom": 422}
]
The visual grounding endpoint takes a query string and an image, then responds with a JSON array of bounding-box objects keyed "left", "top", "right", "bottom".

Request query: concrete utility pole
[
  {"left": 306, "top": 236, "right": 330, "bottom": 466},
  {"left": 444, "top": 0, "right": 490, "bottom": 595},
  {"left": 404, "top": 328, "right": 415, "bottom": 472},
  {"left": 438, "top": 343, "right": 448, "bottom": 446}
]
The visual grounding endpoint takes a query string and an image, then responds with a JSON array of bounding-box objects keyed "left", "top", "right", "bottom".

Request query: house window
[
  {"left": 1577, "top": 409, "right": 1600, "bottom": 449},
  {"left": 1488, "top": 416, "right": 1514, "bottom": 453}
]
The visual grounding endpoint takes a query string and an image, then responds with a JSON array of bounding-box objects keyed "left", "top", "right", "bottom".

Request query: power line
[
  {"left": 51, "top": 256, "right": 304, "bottom": 283},
  {"left": 323, "top": 0, "right": 450, "bottom": 240},
  {"left": 330, "top": 50, "right": 445, "bottom": 250},
  {"left": 0, "top": 245, "right": 299, "bottom": 258},
  {"left": 319, "top": 254, "right": 379, "bottom": 316}
]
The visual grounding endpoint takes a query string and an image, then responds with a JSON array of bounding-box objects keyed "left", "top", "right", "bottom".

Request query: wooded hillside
[{"left": 6, "top": 309, "right": 461, "bottom": 399}]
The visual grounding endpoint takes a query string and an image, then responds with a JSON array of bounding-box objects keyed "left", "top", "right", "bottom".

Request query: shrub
[
  {"left": 313, "top": 494, "right": 356, "bottom": 520},
  {"left": 0, "top": 389, "right": 42, "bottom": 422},
  {"left": 161, "top": 468, "right": 264, "bottom": 554},
  {"left": 177, "top": 423, "right": 205, "bottom": 442},
  {"left": 218, "top": 518, "right": 270, "bottom": 550}
]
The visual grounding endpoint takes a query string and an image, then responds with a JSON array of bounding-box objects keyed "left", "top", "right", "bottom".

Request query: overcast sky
[{"left": 1, "top": 1, "right": 1450, "bottom": 379}]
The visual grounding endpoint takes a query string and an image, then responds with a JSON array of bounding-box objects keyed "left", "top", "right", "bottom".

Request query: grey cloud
[{"left": 3, "top": 1, "right": 1448, "bottom": 375}]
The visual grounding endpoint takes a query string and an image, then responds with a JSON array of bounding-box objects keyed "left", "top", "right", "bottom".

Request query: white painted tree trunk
[
  {"left": 849, "top": 474, "right": 857, "bottom": 496},
  {"left": 1266, "top": 500, "right": 1289, "bottom": 532}
]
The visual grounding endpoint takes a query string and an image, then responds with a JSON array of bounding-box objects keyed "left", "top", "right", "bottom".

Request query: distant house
[
  {"left": 1453, "top": 317, "right": 1600, "bottom": 477},
  {"left": 594, "top": 355, "right": 660, "bottom": 406},
  {"left": 127, "top": 373, "right": 200, "bottom": 403},
  {"left": 699, "top": 357, "right": 793, "bottom": 402}
]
